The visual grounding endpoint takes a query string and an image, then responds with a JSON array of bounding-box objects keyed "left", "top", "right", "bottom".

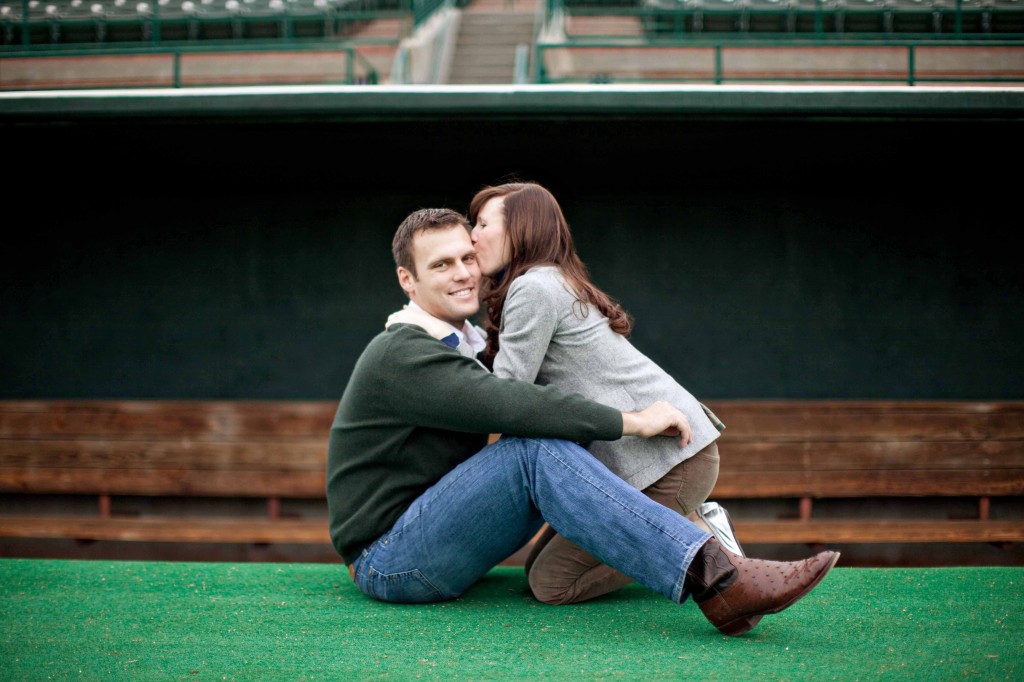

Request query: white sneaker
[{"left": 696, "top": 501, "right": 745, "bottom": 557}]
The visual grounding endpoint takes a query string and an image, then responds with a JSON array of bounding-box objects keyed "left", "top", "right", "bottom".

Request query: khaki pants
[{"left": 524, "top": 441, "right": 720, "bottom": 605}]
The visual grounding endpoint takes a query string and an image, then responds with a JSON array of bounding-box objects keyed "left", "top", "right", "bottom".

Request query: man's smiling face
[{"left": 397, "top": 225, "right": 481, "bottom": 328}]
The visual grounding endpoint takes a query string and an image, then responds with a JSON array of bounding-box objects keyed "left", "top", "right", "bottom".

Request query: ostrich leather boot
[{"left": 685, "top": 537, "right": 840, "bottom": 636}]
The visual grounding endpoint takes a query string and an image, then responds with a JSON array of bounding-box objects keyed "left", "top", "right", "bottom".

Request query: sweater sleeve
[
  {"left": 383, "top": 325, "right": 622, "bottom": 442},
  {"left": 492, "top": 273, "right": 560, "bottom": 383}
]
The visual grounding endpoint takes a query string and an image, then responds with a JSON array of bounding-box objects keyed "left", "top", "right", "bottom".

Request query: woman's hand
[
  {"left": 385, "top": 305, "right": 453, "bottom": 340},
  {"left": 621, "top": 401, "right": 692, "bottom": 447}
]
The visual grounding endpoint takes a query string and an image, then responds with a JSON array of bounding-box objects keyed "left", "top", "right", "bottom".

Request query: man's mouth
[{"left": 450, "top": 288, "right": 474, "bottom": 299}]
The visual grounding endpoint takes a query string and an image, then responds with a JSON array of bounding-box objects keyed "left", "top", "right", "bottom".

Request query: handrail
[
  {"left": 513, "top": 42, "right": 529, "bottom": 83},
  {"left": 412, "top": 0, "right": 448, "bottom": 26},
  {"left": 391, "top": 43, "right": 412, "bottom": 83},
  {"left": 535, "top": 38, "right": 1024, "bottom": 85},
  {"left": 0, "top": 40, "right": 379, "bottom": 87},
  {"left": 429, "top": 0, "right": 454, "bottom": 83},
  {"left": 387, "top": 0, "right": 457, "bottom": 84}
]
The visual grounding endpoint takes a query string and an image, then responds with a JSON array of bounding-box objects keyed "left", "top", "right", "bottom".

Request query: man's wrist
[{"left": 620, "top": 411, "right": 639, "bottom": 437}]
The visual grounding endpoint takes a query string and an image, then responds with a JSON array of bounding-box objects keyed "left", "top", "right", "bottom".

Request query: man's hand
[
  {"left": 385, "top": 305, "right": 452, "bottom": 340},
  {"left": 621, "top": 401, "right": 692, "bottom": 447}
]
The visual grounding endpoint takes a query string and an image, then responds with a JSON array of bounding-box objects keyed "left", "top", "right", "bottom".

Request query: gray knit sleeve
[{"left": 492, "top": 272, "right": 561, "bottom": 383}]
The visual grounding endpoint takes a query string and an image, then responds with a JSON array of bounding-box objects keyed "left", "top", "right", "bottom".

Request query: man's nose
[{"left": 453, "top": 260, "right": 471, "bottom": 280}]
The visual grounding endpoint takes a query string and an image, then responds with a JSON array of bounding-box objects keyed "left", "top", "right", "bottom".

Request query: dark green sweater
[{"left": 327, "top": 324, "right": 624, "bottom": 564}]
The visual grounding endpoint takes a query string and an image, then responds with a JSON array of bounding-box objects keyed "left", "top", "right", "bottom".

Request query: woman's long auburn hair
[{"left": 468, "top": 182, "right": 633, "bottom": 368}]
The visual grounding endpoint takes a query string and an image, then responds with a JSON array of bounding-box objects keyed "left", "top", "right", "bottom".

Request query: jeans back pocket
[{"left": 365, "top": 567, "right": 444, "bottom": 604}]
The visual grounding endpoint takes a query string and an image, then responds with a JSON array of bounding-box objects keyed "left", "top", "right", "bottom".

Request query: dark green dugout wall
[{"left": 2, "top": 87, "right": 1022, "bottom": 400}]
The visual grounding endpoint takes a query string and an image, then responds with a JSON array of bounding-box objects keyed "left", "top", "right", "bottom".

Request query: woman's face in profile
[{"left": 471, "top": 196, "right": 512, "bottom": 276}]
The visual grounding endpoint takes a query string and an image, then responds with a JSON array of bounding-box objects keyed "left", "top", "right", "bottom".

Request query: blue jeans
[{"left": 350, "top": 436, "right": 712, "bottom": 604}]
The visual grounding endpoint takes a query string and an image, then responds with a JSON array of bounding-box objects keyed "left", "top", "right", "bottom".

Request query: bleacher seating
[
  {"left": 11, "top": 0, "right": 1019, "bottom": 51},
  {"left": 636, "top": 0, "right": 1024, "bottom": 36},
  {"left": 3, "top": 0, "right": 1023, "bottom": 88},
  {"left": 0, "top": 0, "right": 410, "bottom": 46},
  {"left": 889, "top": 0, "right": 939, "bottom": 34},
  {"left": 747, "top": 0, "right": 797, "bottom": 33},
  {"left": 1, "top": 400, "right": 1021, "bottom": 560},
  {"left": 835, "top": 0, "right": 891, "bottom": 34},
  {"left": 991, "top": 0, "right": 1024, "bottom": 32}
]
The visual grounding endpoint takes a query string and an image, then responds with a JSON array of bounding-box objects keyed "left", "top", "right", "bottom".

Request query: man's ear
[{"left": 397, "top": 266, "right": 416, "bottom": 296}]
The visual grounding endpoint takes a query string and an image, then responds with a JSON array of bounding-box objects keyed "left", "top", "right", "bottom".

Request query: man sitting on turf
[{"left": 326, "top": 207, "right": 839, "bottom": 636}]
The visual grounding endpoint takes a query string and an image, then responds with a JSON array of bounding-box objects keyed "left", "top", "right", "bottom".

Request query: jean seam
[
  {"left": 536, "top": 438, "right": 711, "bottom": 603},
  {"left": 673, "top": 535, "right": 711, "bottom": 604},
  {"left": 537, "top": 438, "right": 697, "bottom": 547}
]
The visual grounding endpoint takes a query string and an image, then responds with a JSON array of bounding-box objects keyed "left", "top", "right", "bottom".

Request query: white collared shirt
[{"left": 407, "top": 300, "right": 487, "bottom": 356}]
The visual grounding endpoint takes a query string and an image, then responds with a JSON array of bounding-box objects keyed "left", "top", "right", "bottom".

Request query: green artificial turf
[{"left": 1, "top": 559, "right": 1021, "bottom": 681}]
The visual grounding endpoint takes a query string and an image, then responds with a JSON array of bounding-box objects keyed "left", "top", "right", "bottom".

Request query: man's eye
[{"left": 464, "top": 255, "right": 476, "bottom": 262}]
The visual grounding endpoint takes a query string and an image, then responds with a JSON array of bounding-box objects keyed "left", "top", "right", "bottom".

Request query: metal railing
[
  {"left": 0, "top": 39, "right": 379, "bottom": 86},
  {"left": 536, "top": 38, "right": 1024, "bottom": 84},
  {"left": 544, "top": 0, "right": 1024, "bottom": 41},
  {"left": 1, "top": 0, "right": 419, "bottom": 50}
]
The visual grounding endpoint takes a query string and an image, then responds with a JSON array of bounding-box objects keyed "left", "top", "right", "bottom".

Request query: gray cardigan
[{"left": 492, "top": 265, "right": 722, "bottom": 491}]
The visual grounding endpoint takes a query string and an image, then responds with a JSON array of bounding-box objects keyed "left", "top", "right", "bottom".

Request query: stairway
[{"left": 446, "top": 0, "right": 540, "bottom": 84}]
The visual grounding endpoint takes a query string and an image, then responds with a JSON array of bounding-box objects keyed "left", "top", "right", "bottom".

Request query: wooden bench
[
  {"left": 0, "top": 400, "right": 335, "bottom": 547},
  {"left": 1, "top": 400, "right": 1022, "bottom": 554},
  {"left": 706, "top": 400, "right": 1024, "bottom": 547}
]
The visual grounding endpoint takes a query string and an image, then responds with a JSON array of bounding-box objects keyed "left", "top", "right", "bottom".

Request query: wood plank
[
  {"left": 717, "top": 440, "right": 1024, "bottom": 470},
  {"left": 0, "top": 469, "right": 326, "bottom": 497},
  {"left": 703, "top": 400, "right": 1024, "bottom": 415},
  {"left": 3, "top": 516, "right": 1019, "bottom": 546},
  {"left": 0, "top": 516, "right": 330, "bottom": 543},
  {"left": 0, "top": 440, "right": 327, "bottom": 470},
  {"left": 734, "top": 519, "right": 1024, "bottom": 544},
  {"left": 5, "top": 399, "right": 1020, "bottom": 440},
  {"left": 0, "top": 401, "right": 337, "bottom": 439},
  {"left": 705, "top": 400, "right": 1024, "bottom": 441},
  {"left": 712, "top": 469, "right": 1024, "bottom": 497},
  {"left": 15, "top": 438, "right": 1019, "bottom": 474}
]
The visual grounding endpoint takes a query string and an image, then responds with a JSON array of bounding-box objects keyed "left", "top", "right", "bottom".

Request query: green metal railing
[
  {"left": 1, "top": 0, "right": 423, "bottom": 51},
  {"left": 536, "top": 38, "right": 1024, "bottom": 84},
  {"left": 0, "top": 40, "right": 379, "bottom": 86},
  {"left": 545, "top": 0, "right": 1024, "bottom": 41},
  {"left": 412, "top": 0, "right": 455, "bottom": 25}
]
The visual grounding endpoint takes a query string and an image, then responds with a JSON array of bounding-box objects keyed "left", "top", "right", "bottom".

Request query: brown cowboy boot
[{"left": 685, "top": 537, "right": 840, "bottom": 636}]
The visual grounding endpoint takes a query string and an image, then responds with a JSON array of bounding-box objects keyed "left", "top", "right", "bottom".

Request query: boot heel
[{"left": 717, "top": 614, "right": 763, "bottom": 636}]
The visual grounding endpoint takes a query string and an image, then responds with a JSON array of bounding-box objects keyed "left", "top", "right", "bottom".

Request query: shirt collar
[{"left": 407, "top": 300, "right": 486, "bottom": 354}]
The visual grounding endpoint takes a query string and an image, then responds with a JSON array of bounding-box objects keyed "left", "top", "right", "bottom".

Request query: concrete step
[
  {"left": 455, "top": 41, "right": 533, "bottom": 51},
  {"left": 454, "top": 46, "right": 525, "bottom": 57},
  {"left": 456, "top": 32, "right": 534, "bottom": 43},
  {"left": 447, "top": 9, "right": 538, "bottom": 84},
  {"left": 464, "top": 0, "right": 539, "bottom": 12},
  {"left": 448, "top": 75, "right": 515, "bottom": 84}
]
